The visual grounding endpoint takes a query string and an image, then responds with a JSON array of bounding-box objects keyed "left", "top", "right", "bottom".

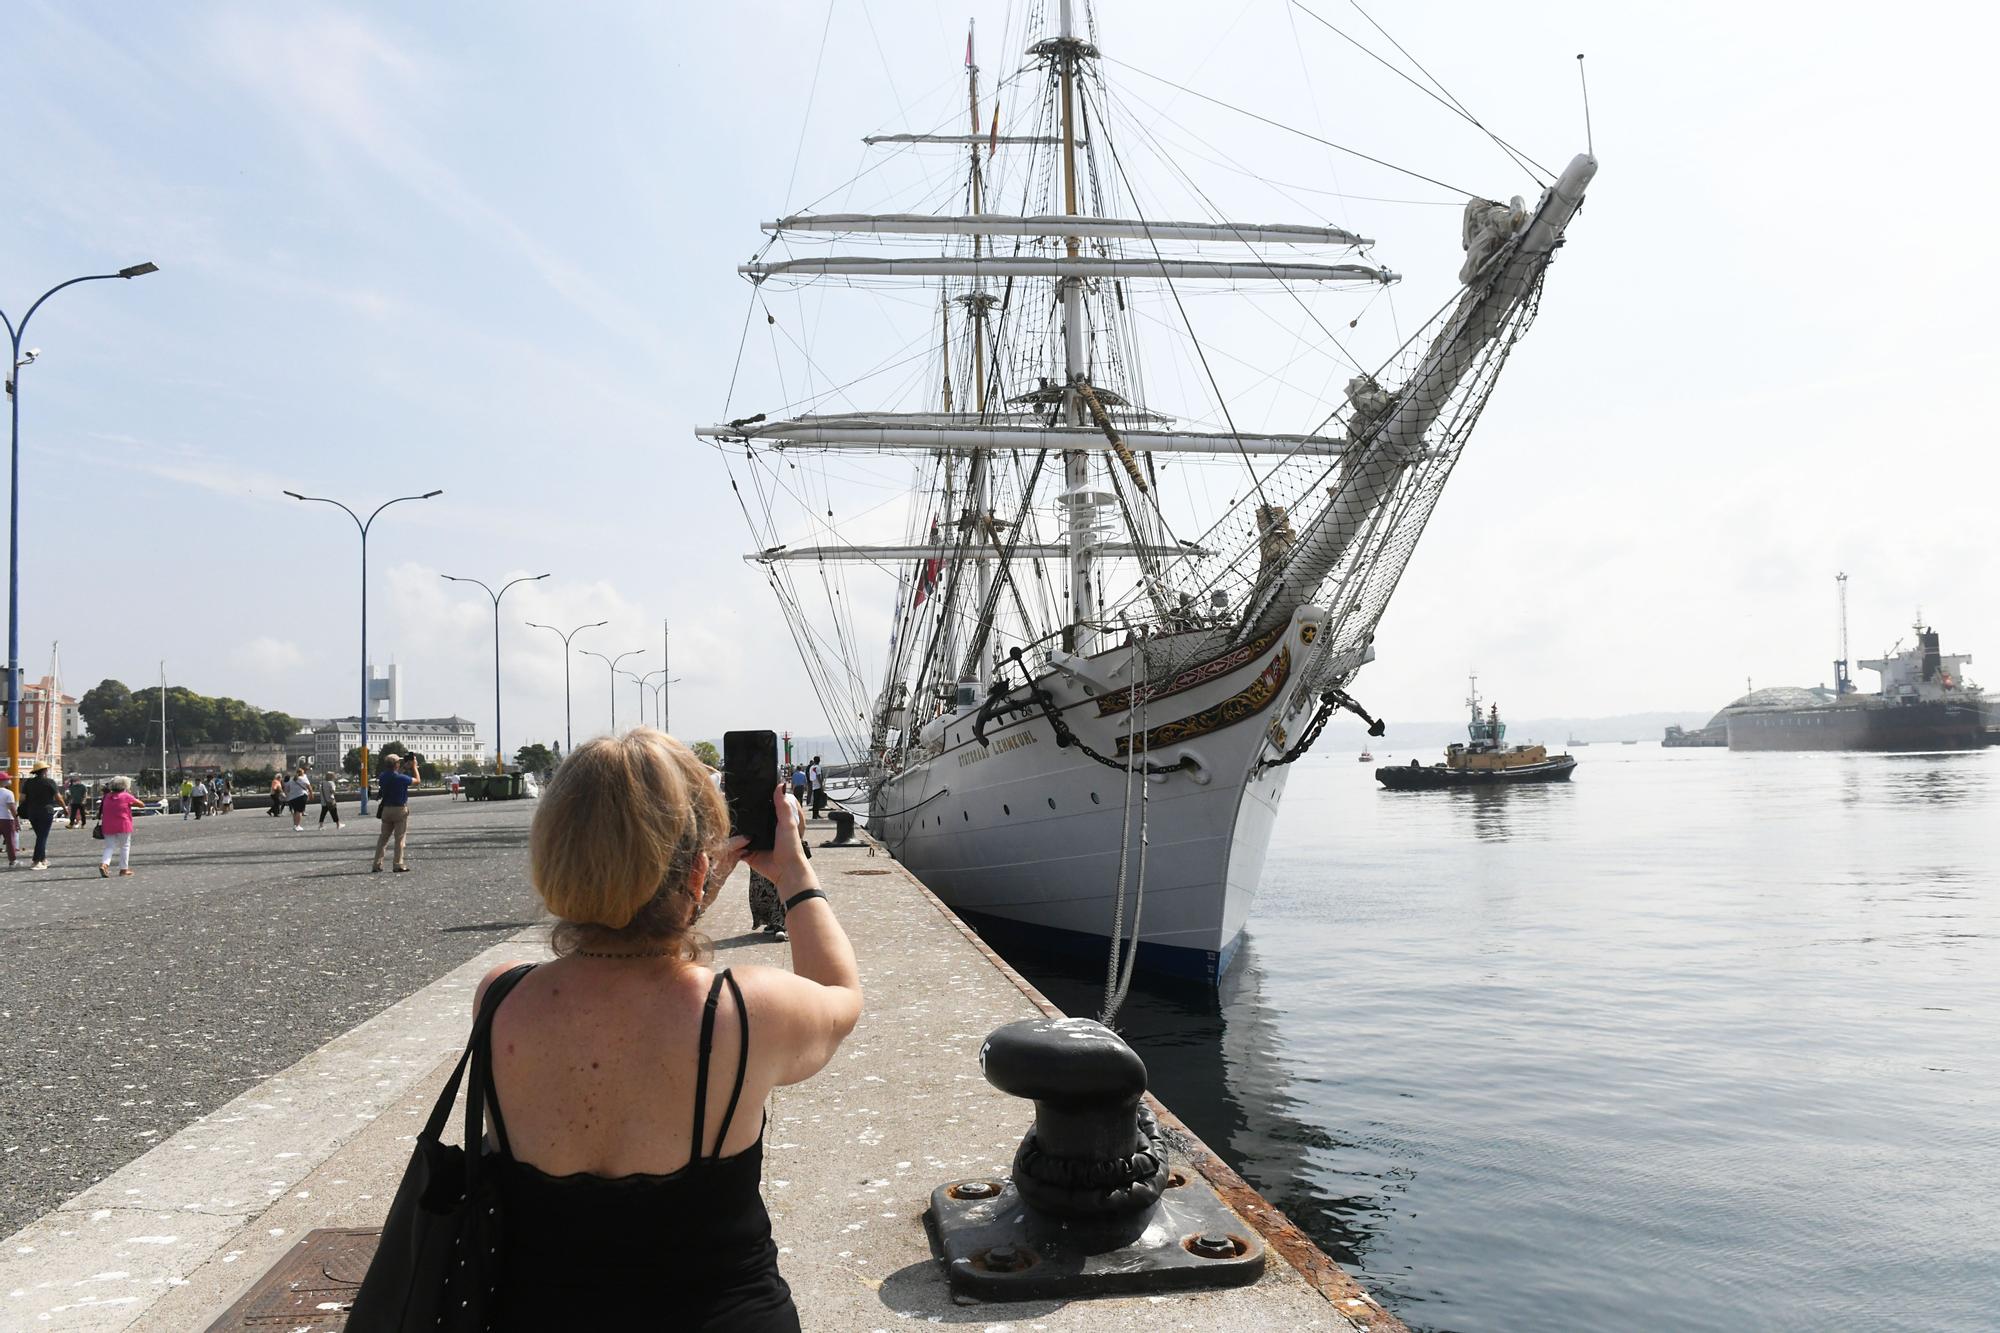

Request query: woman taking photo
[{"left": 473, "top": 729, "right": 860, "bottom": 1330}]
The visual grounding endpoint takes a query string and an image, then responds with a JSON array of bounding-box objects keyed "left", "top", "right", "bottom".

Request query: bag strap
[
  {"left": 462, "top": 964, "right": 536, "bottom": 1191},
  {"left": 415, "top": 963, "right": 535, "bottom": 1148}
]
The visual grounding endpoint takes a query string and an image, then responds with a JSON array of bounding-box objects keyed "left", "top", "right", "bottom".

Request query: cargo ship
[{"left": 1727, "top": 625, "right": 1985, "bottom": 752}]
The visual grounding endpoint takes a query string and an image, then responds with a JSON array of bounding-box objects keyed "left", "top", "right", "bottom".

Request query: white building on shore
[{"left": 310, "top": 717, "right": 481, "bottom": 771}]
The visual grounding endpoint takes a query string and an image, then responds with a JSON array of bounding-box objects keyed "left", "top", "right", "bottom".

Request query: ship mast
[
  {"left": 1834, "top": 571, "right": 1852, "bottom": 695},
  {"left": 966, "top": 23, "right": 993, "bottom": 688},
  {"left": 1056, "top": 0, "right": 1095, "bottom": 653}
]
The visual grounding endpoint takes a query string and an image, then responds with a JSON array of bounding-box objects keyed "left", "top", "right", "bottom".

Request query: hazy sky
[{"left": 5, "top": 0, "right": 1994, "bottom": 755}]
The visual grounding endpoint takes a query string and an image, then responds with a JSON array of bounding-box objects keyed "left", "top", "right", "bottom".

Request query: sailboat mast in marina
[{"left": 703, "top": 2, "right": 1596, "bottom": 983}]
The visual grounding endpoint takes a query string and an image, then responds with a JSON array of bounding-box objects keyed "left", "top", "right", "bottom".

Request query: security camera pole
[
  {"left": 441, "top": 572, "right": 550, "bottom": 773},
  {"left": 284, "top": 488, "right": 443, "bottom": 815},
  {"left": 2, "top": 262, "right": 158, "bottom": 797}
]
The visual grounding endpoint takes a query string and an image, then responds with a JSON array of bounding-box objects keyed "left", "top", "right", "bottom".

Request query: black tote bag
[{"left": 347, "top": 962, "right": 536, "bottom": 1332}]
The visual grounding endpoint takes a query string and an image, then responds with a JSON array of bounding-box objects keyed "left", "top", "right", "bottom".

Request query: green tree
[
  {"left": 79, "top": 680, "right": 139, "bottom": 743},
  {"left": 78, "top": 677, "right": 299, "bottom": 747},
  {"left": 514, "top": 743, "right": 557, "bottom": 776},
  {"left": 343, "top": 747, "right": 365, "bottom": 777},
  {"left": 454, "top": 756, "right": 484, "bottom": 774},
  {"left": 691, "top": 740, "right": 720, "bottom": 767}
]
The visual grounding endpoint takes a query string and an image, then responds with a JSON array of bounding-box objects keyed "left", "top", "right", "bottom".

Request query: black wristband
[{"left": 783, "top": 887, "right": 828, "bottom": 913}]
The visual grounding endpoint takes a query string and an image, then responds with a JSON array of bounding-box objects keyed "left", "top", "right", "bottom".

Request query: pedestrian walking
[
  {"left": 220, "top": 780, "right": 233, "bottom": 815},
  {"left": 268, "top": 774, "right": 283, "bottom": 816},
  {"left": 97, "top": 776, "right": 142, "bottom": 877},
  {"left": 66, "top": 777, "right": 87, "bottom": 828},
  {"left": 21, "top": 762, "right": 61, "bottom": 870},
  {"left": 0, "top": 774, "right": 18, "bottom": 869},
  {"left": 283, "top": 766, "right": 312, "bottom": 831},
  {"left": 371, "top": 752, "right": 419, "bottom": 872},
  {"left": 179, "top": 776, "right": 196, "bottom": 820},
  {"left": 808, "top": 755, "right": 826, "bottom": 818},
  {"left": 191, "top": 776, "right": 208, "bottom": 820},
  {"left": 788, "top": 762, "right": 809, "bottom": 807},
  {"left": 318, "top": 773, "right": 342, "bottom": 828}
]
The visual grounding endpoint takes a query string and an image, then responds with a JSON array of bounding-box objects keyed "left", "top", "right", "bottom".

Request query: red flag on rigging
[{"left": 913, "top": 519, "right": 943, "bottom": 606}]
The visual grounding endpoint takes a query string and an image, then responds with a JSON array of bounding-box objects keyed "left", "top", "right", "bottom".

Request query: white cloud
[{"left": 243, "top": 636, "right": 305, "bottom": 675}]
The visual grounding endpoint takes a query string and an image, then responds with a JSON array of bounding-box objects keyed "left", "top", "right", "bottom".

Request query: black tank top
[{"left": 485, "top": 968, "right": 799, "bottom": 1331}]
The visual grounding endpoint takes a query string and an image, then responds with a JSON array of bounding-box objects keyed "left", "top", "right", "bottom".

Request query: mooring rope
[{"left": 1101, "top": 646, "right": 1152, "bottom": 1024}]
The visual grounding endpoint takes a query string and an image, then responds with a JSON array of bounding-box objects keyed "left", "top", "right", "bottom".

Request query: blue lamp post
[
  {"left": 2, "top": 262, "right": 158, "bottom": 794},
  {"left": 441, "top": 572, "right": 549, "bottom": 774},
  {"left": 284, "top": 489, "right": 442, "bottom": 813}
]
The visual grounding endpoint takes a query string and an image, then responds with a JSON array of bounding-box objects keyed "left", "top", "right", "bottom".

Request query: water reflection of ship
[{"left": 1012, "top": 936, "right": 1388, "bottom": 1270}]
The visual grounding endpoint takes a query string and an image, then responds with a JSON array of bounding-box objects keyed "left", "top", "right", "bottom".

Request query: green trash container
[
  {"left": 498, "top": 772, "right": 524, "bottom": 799},
  {"left": 462, "top": 774, "right": 489, "bottom": 801}
]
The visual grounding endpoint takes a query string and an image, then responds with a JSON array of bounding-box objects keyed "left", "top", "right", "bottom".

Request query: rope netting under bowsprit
[{"left": 1095, "top": 273, "right": 1546, "bottom": 689}]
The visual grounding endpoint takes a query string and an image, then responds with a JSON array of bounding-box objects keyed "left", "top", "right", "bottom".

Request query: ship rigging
[{"left": 702, "top": 1, "right": 1596, "bottom": 982}]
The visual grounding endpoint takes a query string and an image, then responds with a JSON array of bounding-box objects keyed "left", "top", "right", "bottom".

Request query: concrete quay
[{"left": 1, "top": 800, "right": 1402, "bottom": 1331}]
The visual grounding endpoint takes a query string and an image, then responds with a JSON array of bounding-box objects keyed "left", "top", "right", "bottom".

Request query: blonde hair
[{"left": 532, "top": 729, "right": 727, "bottom": 959}]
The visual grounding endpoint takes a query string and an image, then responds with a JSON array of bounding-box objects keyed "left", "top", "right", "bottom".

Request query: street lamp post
[
  {"left": 527, "top": 620, "right": 606, "bottom": 753},
  {"left": 285, "top": 488, "right": 443, "bottom": 814},
  {"left": 622, "top": 668, "right": 671, "bottom": 730},
  {"left": 3, "top": 262, "right": 158, "bottom": 794},
  {"left": 441, "top": 572, "right": 549, "bottom": 773},
  {"left": 579, "top": 649, "right": 643, "bottom": 733}
]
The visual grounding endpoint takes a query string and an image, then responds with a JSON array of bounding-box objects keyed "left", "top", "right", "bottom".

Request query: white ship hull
[{"left": 870, "top": 609, "right": 1326, "bottom": 983}]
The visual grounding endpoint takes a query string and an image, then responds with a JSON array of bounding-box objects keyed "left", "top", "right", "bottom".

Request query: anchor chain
[
  {"left": 1255, "top": 685, "right": 1386, "bottom": 775},
  {"left": 1003, "top": 647, "right": 1191, "bottom": 777}
]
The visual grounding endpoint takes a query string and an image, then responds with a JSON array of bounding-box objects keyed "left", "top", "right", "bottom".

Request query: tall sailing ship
[{"left": 703, "top": 3, "right": 1595, "bottom": 982}]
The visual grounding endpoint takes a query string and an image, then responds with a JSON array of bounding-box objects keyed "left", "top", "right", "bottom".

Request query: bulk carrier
[{"left": 1728, "top": 624, "right": 1985, "bottom": 752}]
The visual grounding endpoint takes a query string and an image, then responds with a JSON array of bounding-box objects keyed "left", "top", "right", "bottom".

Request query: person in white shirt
[
  {"left": 0, "top": 777, "right": 17, "bottom": 868},
  {"left": 283, "top": 767, "right": 312, "bottom": 831}
]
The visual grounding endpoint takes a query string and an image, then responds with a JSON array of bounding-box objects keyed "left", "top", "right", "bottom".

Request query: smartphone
[{"left": 722, "top": 730, "right": 779, "bottom": 852}]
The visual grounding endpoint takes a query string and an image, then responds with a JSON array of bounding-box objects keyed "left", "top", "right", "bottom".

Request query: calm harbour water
[{"left": 1016, "top": 742, "right": 2000, "bottom": 1332}]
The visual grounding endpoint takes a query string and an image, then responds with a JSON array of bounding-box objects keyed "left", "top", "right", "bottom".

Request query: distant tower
[
  {"left": 366, "top": 662, "right": 401, "bottom": 722},
  {"left": 1834, "top": 573, "right": 1852, "bottom": 696}
]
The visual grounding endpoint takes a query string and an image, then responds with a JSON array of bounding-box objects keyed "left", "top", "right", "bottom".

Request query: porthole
[
  {"left": 1003, "top": 803, "right": 1011, "bottom": 815},
  {"left": 1047, "top": 797, "right": 1056, "bottom": 809},
  {"left": 1090, "top": 792, "right": 1100, "bottom": 804}
]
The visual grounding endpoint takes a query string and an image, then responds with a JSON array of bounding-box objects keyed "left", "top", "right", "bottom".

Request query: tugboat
[{"left": 1377, "top": 678, "right": 1577, "bottom": 790}]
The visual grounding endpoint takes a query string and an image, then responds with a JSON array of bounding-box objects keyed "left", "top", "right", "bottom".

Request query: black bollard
[
  {"left": 926, "top": 1015, "right": 1265, "bottom": 1300},
  {"left": 820, "top": 809, "right": 858, "bottom": 847},
  {"left": 980, "top": 1017, "right": 1167, "bottom": 1241}
]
